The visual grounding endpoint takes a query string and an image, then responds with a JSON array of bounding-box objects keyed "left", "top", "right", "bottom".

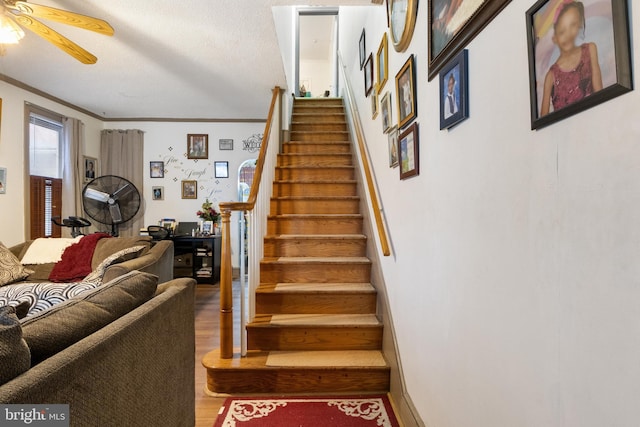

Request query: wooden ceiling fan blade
[
  {"left": 14, "top": 15, "right": 97, "bottom": 64},
  {"left": 12, "top": 2, "right": 114, "bottom": 36}
]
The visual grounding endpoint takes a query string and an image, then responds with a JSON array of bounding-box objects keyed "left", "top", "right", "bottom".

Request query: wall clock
[{"left": 389, "top": 0, "right": 417, "bottom": 52}]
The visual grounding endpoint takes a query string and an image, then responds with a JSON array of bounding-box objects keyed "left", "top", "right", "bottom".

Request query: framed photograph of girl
[{"left": 526, "top": 0, "right": 632, "bottom": 130}]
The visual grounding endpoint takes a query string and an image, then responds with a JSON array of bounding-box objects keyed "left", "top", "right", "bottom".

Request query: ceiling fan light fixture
[{"left": 0, "top": 15, "right": 24, "bottom": 44}]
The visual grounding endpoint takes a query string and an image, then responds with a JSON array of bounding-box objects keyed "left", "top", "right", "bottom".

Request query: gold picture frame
[
  {"left": 376, "top": 33, "right": 388, "bottom": 93},
  {"left": 181, "top": 180, "right": 197, "bottom": 199}
]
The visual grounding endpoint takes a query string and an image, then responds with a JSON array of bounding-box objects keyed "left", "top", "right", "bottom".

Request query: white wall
[
  {"left": 0, "top": 81, "right": 103, "bottom": 247},
  {"left": 339, "top": 1, "right": 640, "bottom": 426}
]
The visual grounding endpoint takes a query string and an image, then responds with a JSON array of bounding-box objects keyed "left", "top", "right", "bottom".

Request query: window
[
  {"left": 29, "top": 113, "right": 63, "bottom": 179},
  {"left": 27, "top": 105, "right": 64, "bottom": 238}
]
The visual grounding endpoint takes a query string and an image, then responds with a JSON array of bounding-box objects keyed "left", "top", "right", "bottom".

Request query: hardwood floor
[{"left": 194, "top": 282, "right": 241, "bottom": 427}]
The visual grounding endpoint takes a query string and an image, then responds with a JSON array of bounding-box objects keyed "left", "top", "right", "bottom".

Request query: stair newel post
[{"left": 219, "top": 205, "right": 233, "bottom": 359}]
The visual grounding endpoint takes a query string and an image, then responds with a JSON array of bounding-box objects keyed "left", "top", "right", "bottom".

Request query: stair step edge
[
  {"left": 265, "top": 350, "right": 388, "bottom": 367},
  {"left": 258, "top": 282, "right": 375, "bottom": 293},
  {"left": 250, "top": 313, "right": 381, "bottom": 326}
]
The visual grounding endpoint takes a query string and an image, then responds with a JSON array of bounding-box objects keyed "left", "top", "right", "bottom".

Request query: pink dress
[{"left": 550, "top": 43, "right": 594, "bottom": 110}]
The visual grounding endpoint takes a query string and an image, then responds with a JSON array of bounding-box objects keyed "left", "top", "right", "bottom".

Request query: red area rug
[{"left": 213, "top": 394, "right": 400, "bottom": 427}]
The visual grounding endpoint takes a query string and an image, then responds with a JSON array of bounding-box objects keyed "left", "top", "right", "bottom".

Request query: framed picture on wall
[
  {"left": 526, "top": 0, "right": 632, "bottom": 130},
  {"left": 377, "top": 33, "right": 389, "bottom": 93},
  {"left": 364, "top": 53, "right": 374, "bottom": 96},
  {"left": 359, "top": 28, "right": 366, "bottom": 69},
  {"left": 428, "top": 0, "right": 512, "bottom": 80},
  {"left": 181, "top": 180, "right": 197, "bottom": 199},
  {"left": 83, "top": 156, "right": 98, "bottom": 182},
  {"left": 440, "top": 49, "right": 469, "bottom": 130},
  {"left": 398, "top": 122, "right": 419, "bottom": 180},
  {"left": 187, "top": 134, "right": 208, "bottom": 159},
  {"left": 388, "top": 126, "right": 399, "bottom": 168},
  {"left": 0, "top": 167, "right": 6, "bottom": 194},
  {"left": 395, "top": 54, "right": 417, "bottom": 129},
  {"left": 214, "top": 161, "right": 229, "bottom": 178},
  {"left": 152, "top": 186, "right": 164, "bottom": 200},
  {"left": 150, "top": 161, "right": 164, "bottom": 178},
  {"left": 219, "top": 139, "right": 234, "bottom": 150},
  {"left": 371, "top": 84, "right": 379, "bottom": 119},
  {"left": 381, "top": 91, "right": 393, "bottom": 133}
]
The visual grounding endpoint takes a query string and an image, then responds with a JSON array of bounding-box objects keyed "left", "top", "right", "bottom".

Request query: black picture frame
[
  {"left": 440, "top": 49, "right": 469, "bottom": 130},
  {"left": 428, "top": 0, "right": 512, "bottom": 80},
  {"left": 215, "top": 161, "right": 229, "bottom": 178},
  {"left": 395, "top": 54, "right": 417, "bottom": 129},
  {"left": 150, "top": 161, "right": 164, "bottom": 178},
  {"left": 526, "top": 0, "right": 632, "bottom": 130},
  {"left": 398, "top": 122, "right": 419, "bottom": 180},
  {"left": 359, "top": 29, "right": 366, "bottom": 70},
  {"left": 364, "top": 53, "right": 374, "bottom": 96}
]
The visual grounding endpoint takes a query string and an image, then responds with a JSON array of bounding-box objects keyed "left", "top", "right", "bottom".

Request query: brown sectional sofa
[{"left": 0, "top": 236, "right": 197, "bottom": 426}]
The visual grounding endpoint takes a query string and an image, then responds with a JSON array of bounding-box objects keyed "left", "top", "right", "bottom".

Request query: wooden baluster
[{"left": 219, "top": 207, "right": 233, "bottom": 358}]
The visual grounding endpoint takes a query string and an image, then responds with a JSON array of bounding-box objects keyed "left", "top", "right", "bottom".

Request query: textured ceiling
[{"left": 0, "top": 0, "right": 373, "bottom": 120}]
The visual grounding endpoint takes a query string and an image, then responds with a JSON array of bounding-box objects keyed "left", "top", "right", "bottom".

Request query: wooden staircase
[{"left": 203, "top": 97, "right": 390, "bottom": 394}]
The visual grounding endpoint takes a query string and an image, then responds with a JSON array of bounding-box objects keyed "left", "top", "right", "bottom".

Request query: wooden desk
[{"left": 172, "top": 235, "right": 221, "bottom": 284}]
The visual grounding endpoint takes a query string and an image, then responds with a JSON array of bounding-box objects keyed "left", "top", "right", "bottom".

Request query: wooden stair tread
[
  {"left": 265, "top": 234, "right": 366, "bottom": 240},
  {"left": 272, "top": 196, "right": 359, "bottom": 201},
  {"left": 268, "top": 213, "right": 362, "bottom": 218},
  {"left": 203, "top": 349, "right": 388, "bottom": 369},
  {"left": 259, "top": 282, "right": 375, "bottom": 293},
  {"left": 265, "top": 350, "right": 387, "bottom": 367},
  {"left": 251, "top": 313, "right": 380, "bottom": 326},
  {"left": 261, "top": 256, "right": 371, "bottom": 264}
]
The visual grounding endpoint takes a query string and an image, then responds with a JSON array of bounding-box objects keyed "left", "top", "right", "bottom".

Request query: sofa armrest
[
  {"left": 0, "top": 277, "right": 196, "bottom": 427},
  {"left": 103, "top": 240, "right": 174, "bottom": 283}
]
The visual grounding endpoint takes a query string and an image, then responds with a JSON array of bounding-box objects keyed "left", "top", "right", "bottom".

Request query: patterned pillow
[
  {"left": 83, "top": 245, "right": 146, "bottom": 283},
  {"left": 0, "top": 305, "right": 31, "bottom": 385},
  {"left": 0, "top": 242, "right": 34, "bottom": 287},
  {"left": 0, "top": 281, "right": 102, "bottom": 318}
]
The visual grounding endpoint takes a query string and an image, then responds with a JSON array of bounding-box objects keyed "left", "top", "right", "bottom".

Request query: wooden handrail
[
  {"left": 338, "top": 55, "right": 391, "bottom": 256},
  {"left": 218, "top": 86, "right": 281, "bottom": 359}
]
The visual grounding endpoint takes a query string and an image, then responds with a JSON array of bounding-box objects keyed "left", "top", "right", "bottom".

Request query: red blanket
[{"left": 48, "top": 233, "right": 112, "bottom": 282}]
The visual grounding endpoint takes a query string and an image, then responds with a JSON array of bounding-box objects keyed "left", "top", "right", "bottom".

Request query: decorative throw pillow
[
  {"left": 21, "top": 270, "right": 158, "bottom": 365},
  {"left": 19, "top": 237, "right": 82, "bottom": 265},
  {"left": 0, "top": 242, "right": 34, "bottom": 287},
  {"left": 83, "top": 245, "right": 146, "bottom": 283},
  {"left": 0, "top": 305, "right": 31, "bottom": 385}
]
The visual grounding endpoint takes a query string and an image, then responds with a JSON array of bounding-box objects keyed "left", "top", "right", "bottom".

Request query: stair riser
[
  {"left": 275, "top": 167, "right": 354, "bottom": 181},
  {"left": 292, "top": 113, "right": 346, "bottom": 123},
  {"left": 291, "top": 122, "right": 348, "bottom": 132},
  {"left": 278, "top": 154, "right": 353, "bottom": 167},
  {"left": 256, "top": 292, "right": 376, "bottom": 314},
  {"left": 264, "top": 238, "right": 366, "bottom": 257},
  {"left": 270, "top": 199, "right": 360, "bottom": 215},
  {"left": 294, "top": 98, "right": 343, "bottom": 106},
  {"left": 273, "top": 182, "right": 357, "bottom": 197},
  {"left": 260, "top": 263, "right": 371, "bottom": 283},
  {"left": 267, "top": 217, "right": 363, "bottom": 235},
  {"left": 290, "top": 132, "right": 350, "bottom": 142},
  {"left": 247, "top": 326, "right": 383, "bottom": 351},
  {"left": 206, "top": 367, "right": 390, "bottom": 394},
  {"left": 283, "top": 143, "right": 351, "bottom": 154}
]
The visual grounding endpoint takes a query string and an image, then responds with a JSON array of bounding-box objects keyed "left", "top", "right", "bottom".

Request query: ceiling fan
[{"left": 0, "top": 0, "right": 113, "bottom": 64}]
